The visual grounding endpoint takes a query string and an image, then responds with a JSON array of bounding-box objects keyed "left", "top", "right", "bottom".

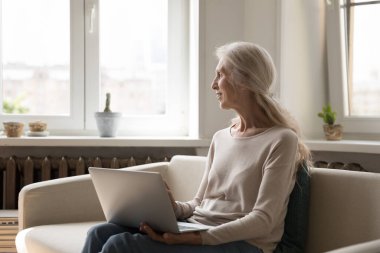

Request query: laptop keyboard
[{"left": 178, "top": 224, "right": 200, "bottom": 232}]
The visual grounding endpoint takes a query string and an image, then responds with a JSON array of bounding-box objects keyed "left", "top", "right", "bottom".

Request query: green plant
[
  {"left": 3, "top": 95, "right": 30, "bottom": 114},
  {"left": 103, "top": 93, "right": 112, "bottom": 112},
  {"left": 318, "top": 104, "right": 336, "bottom": 125}
]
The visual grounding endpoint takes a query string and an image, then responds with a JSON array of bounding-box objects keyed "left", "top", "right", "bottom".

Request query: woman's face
[{"left": 211, "top": 59, "right": 240, "bottom": 110}]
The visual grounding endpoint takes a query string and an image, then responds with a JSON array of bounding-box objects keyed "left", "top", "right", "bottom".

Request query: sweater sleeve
[
  {"left": 200, "top": 131, "right": 298, "bottom": 245},
  {"left": 174, "top": 141, "right": 215, "bottom": 220}
]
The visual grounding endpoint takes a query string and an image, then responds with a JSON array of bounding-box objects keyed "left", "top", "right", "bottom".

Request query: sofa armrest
[
  {"left": 18, "top": 162, "right": 169, "bottom": 230},
  {"left": 18, "top": 174, "right": 103, "bottom": 230},
  {"left": 325, "top": 239, "right": 380, "bottom": 253}
]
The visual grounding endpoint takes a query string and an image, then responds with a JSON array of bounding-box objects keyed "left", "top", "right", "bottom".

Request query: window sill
[
  {"left": 4, "top": 136, "right": 379, "bottom": 153},
  {"left": 306, "top": 139, "right": 380, "bottom": 154},
  {"left": 0, "top": 135, "right": 211, "bottom": 147}
]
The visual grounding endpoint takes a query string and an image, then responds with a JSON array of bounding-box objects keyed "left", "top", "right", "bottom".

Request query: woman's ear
[{"left": 236, "top": 85, "right": 252, "bottom": 94}]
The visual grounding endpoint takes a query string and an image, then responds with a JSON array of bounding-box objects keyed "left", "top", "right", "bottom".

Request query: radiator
[
  {"left": 0, "top": 155, "right": 169, "bottom": 209},
  {"left": 313, "top": 160, "right": 366, "bottom": 171},
  {"left": 0, "top": 156, "right": 367, "bottom": 209}
]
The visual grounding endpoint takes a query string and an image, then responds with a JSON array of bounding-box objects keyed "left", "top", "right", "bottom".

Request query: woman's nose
[{"left": 211, "top": 79, "right": 217, "bottom": 90}]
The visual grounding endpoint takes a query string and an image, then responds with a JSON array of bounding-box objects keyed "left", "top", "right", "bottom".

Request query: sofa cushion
[
  {"left": 274, "top": 162, "right": 310, "bottom": 253},
  {"left": 16, "top": 221, "right": 102, "bottom": 253},
  {"left": 325, "top": 238, "right": 380, "bottom": 253},
  {"left": 305, "top": 168, "right": 380, "bottom": 253}
]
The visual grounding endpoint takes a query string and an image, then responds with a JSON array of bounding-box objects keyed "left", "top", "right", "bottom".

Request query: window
[
  {"left": 0, "top": 0, "right": 192, "bottom": 136},
  {"left": 1, "top": 0, "right": 70, "bottom": 115},
  {"left": 326, "top": 0, "right": 380, "bottom": 133},
  {"left": 0, "top": 0, "right": 84, "bottom": 130},
  {"left": 99, "top": 0, "right": 168, "bottom": 115},
  {"left": 345, "top": 0, "right": 380, "bottom": 116}
]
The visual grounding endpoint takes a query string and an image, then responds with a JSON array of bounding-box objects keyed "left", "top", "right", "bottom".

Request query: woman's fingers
[{"left": 140, "top": 224, "right": 165, "bottom": 243}]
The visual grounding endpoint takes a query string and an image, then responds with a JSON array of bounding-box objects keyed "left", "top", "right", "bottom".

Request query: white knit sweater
[{"left": 175, "top": 126, "right": 298, "bottom": 253}]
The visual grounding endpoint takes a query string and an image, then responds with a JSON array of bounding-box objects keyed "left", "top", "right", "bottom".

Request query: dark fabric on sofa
[{"left": 274, "top": 162, "right": 310, "bottom": 253}]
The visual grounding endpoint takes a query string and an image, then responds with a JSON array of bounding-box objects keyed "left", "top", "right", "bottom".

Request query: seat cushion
[
  {"left": 325, "top": 239, "right": 380, "bottom": 253},
  {"left": 305, "top": 168, "right": 380, "bottom": 253},
  {"left": 16, "top": 221, "right": 102, "bottom": 253}
]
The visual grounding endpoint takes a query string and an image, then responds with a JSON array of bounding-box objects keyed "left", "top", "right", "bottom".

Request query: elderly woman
[{"left": 82, "top": 41, "right": 311, "bottom": 253}]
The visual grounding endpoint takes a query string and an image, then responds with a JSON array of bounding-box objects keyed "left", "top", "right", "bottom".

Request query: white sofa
[{"left": 16, "top": 155, "right": 380, "bottom": 253}]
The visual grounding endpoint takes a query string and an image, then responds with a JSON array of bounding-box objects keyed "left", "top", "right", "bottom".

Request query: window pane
[
  {"left": 348, "top": 4, "right": 380, "bottom": 116},
  {"left": 99, "top": 0, "right": 168, "bottom": 115},
  {"left": 1, "top": 0, "right": 70, "bottom": 115}
]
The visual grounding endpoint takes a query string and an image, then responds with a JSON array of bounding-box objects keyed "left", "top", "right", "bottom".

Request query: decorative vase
[
  {"left": 95, "top": 112, "right": 122, "bottom": 137},
  {"left": 323, "top": 124, "right": 343, "bottom": 141}
]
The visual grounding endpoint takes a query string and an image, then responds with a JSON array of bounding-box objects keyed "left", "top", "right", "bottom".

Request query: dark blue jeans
[{"left": 82, "top": 222, "right": 263, "bottom": 253}]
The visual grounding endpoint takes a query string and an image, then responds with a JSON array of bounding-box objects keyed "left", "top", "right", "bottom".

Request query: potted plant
[
  {"left": 318, "top": 104, "right": 343, "bottom": 140},
  {"left": 94, "top": 93, "right": 122, "bottom": 137}
]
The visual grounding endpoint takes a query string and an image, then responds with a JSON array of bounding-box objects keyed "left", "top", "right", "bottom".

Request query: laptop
[{"left": 89, "top": 167, "right": 212, "bottom": 233}]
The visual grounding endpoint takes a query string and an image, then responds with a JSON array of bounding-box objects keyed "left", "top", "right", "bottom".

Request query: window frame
[
  {"left": 0, "top": 0, "right": 85, "bottom": 130},
  {"left": 0, "top": 0, "right": 194, "bottom": 137},
  {"left": 85, "top": 0, "right": 190, "bottom": 137},
  {"left": 326, "top": 0, "right": 380, "bottom": 134}
]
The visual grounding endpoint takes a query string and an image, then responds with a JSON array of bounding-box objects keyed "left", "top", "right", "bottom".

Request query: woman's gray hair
[
  {"left": 216, "top": 42, "right": 276, "bottom": 97},
  {"left": 216, "top": 42, "right": 311, "bottom": 167}
]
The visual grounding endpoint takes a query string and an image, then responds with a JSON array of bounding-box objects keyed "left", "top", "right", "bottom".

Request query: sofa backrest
[
  {"left": 305, "top": 168, "right": 380, "bottom": 253},
  {"left": 166, "top": 155, "right": 380, "bottom": 253},
  {"left": 166, "top": 155, "right": 207, "bottom": 202}
]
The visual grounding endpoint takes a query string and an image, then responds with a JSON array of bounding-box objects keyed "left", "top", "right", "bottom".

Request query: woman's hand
[{"left": 140, "top": 223, "right": 202, "bottom": 245}]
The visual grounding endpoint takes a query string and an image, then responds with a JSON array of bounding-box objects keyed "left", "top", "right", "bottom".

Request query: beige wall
[
  {"left": 199, "top": 0, "right": 328, "bottom": 140},
  {"left": 198, "top": 0, "right": 245, "bottom": 139},
  {"left": 278, "top": 0, "right": 328, "bottom": 139}
]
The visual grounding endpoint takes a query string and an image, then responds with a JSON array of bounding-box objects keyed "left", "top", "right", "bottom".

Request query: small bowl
[
  {"left": 29, "top": 121, "right": 47, "bottom": 132},
  {"left": 3, "top": 122, "right": 24, "bottom": 137}
]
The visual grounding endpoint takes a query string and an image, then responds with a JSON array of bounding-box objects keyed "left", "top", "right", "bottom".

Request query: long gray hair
[{"left": 216, "top": 42, "right": 311, "bottom": 166}]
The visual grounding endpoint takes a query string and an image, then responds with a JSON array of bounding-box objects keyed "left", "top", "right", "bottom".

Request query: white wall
[
  {"left": 198, "top": 0, "right": 245, "bottom": 139},
  {"left": 279, "top": 0, "right": 328, "bottom": 139},
  {"left": 199, "top": 0, "right": 328, "bottom": 140},
  {"left": 244, "top": 0, "right": 279, "bottom": 72}
]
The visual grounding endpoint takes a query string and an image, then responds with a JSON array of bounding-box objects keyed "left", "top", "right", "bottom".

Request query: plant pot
[
  {"left": 3, "top": 122, "right": 24, "bottom": 137},
  {"left": 323, "top": 124, "right": 343, "bottom": 141},
  {"left": 95, "top": 112, "right": 122, "bottom": 137}
]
